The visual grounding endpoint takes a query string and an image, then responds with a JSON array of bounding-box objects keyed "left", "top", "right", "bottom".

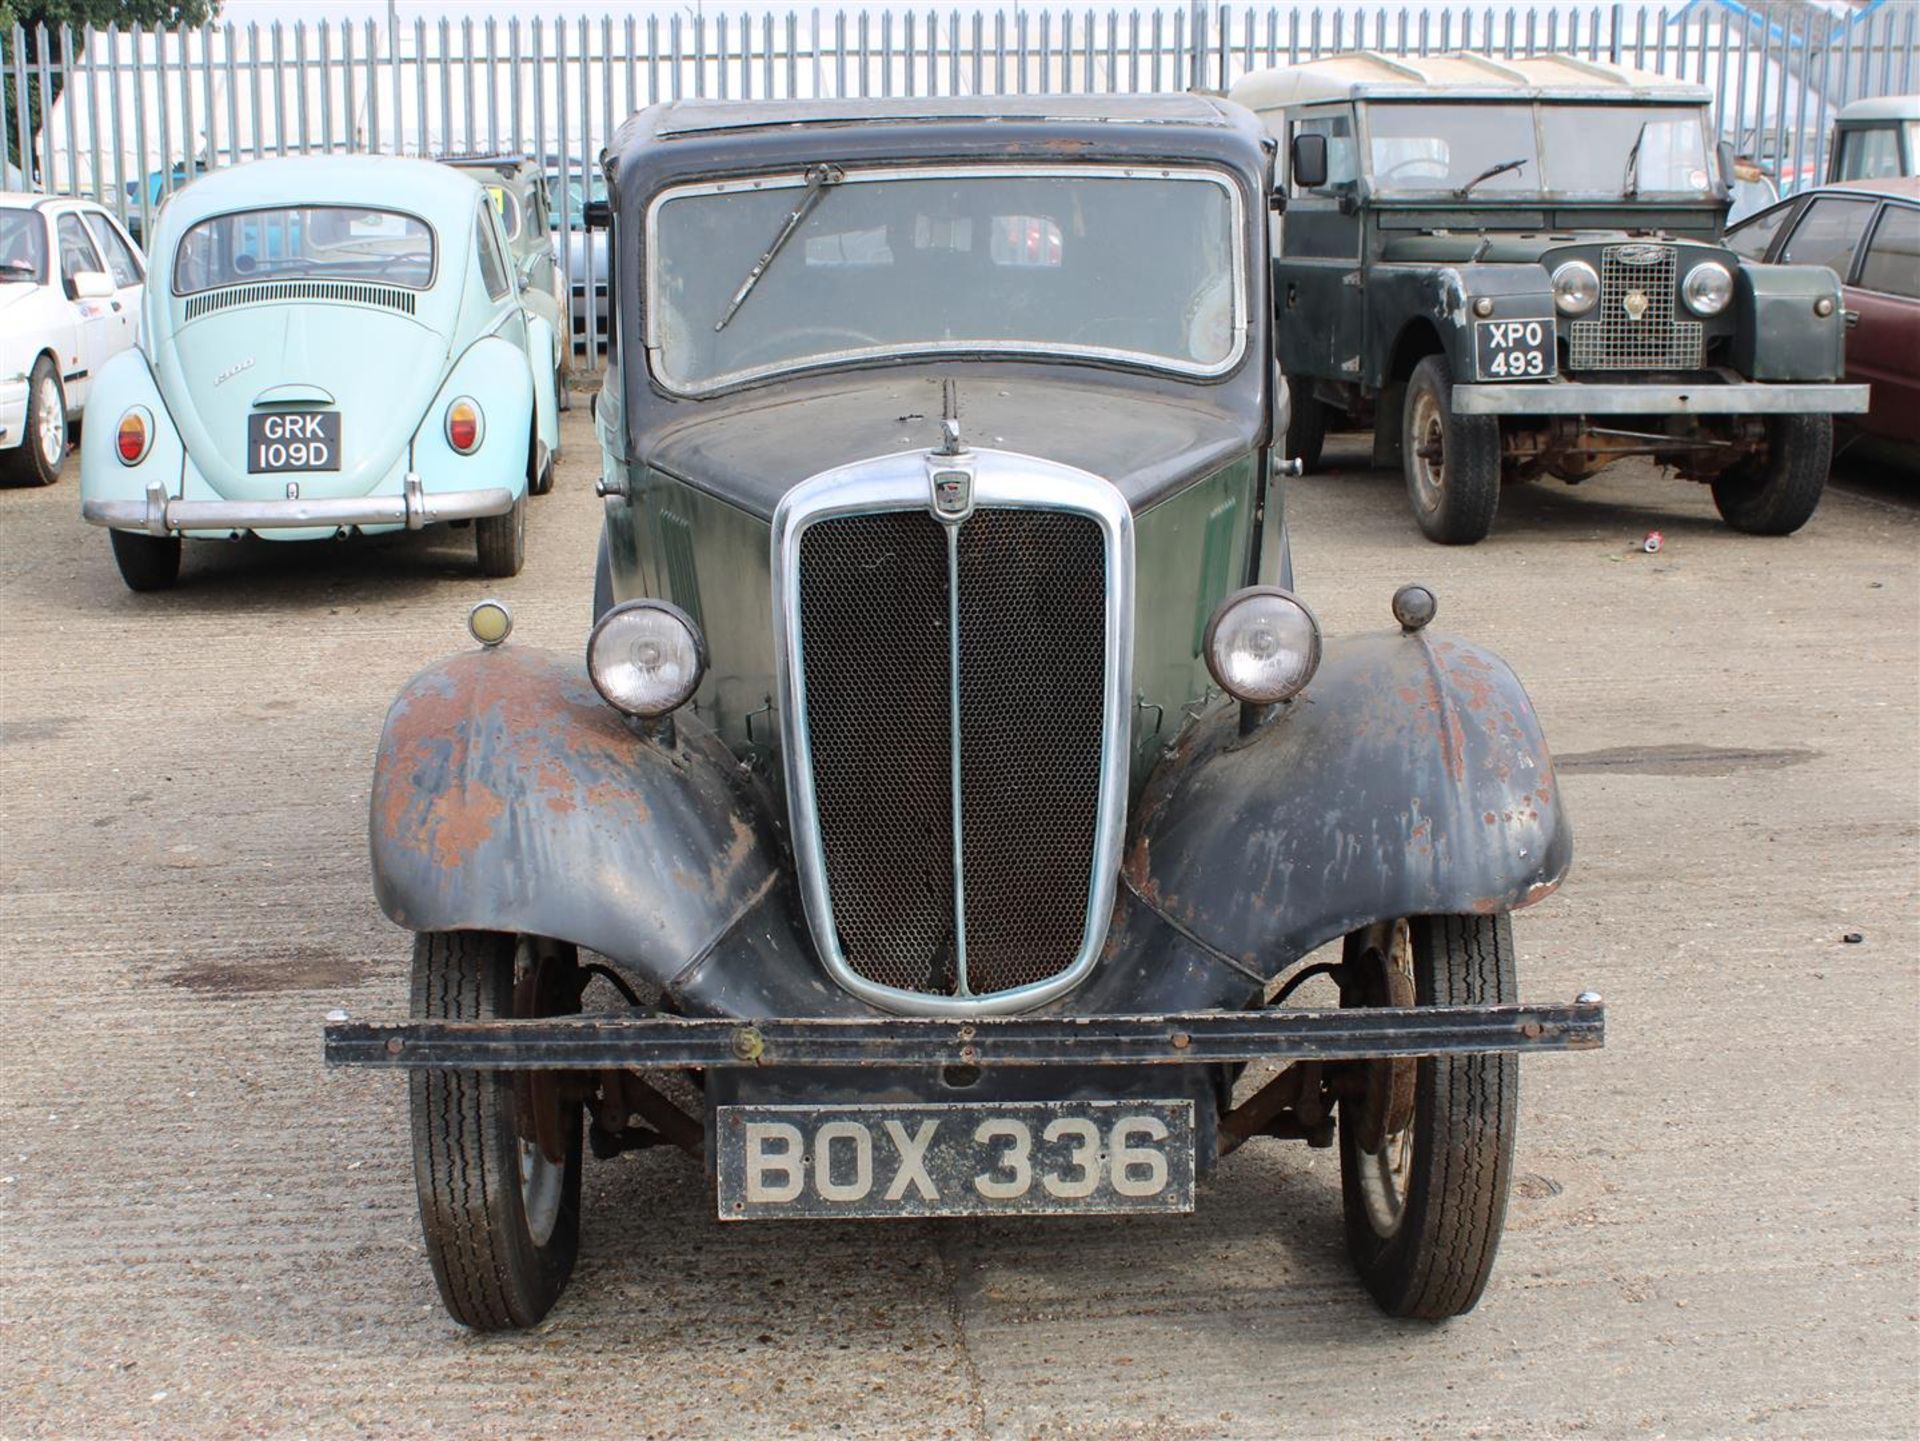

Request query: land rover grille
[{"left": 1569, "top": 244, "right": 1706, "bottom": 371}]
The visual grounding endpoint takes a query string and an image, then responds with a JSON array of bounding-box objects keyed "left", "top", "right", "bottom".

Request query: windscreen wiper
[
  {"left": 714, "top": 163, "right": 845, "bottom": 333},
  {"left": 1454, "top": 157, "right": 1529, "bottom": 198},
  {"left": 1622, "top": 123, "right": 1648, "bottom": 199}
]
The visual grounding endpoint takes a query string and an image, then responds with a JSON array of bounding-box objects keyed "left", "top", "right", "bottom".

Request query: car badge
[
  {"left": 285, "top": 480, "right": 301, "bottom": 500},
  {"left": 1622, "top": 289, "right": 1650, "bottom": 322},
  {"left": 930, "top": 466, "right": 972, "bottom": 519},
  {"left": 1616, "top": 243, "right": 1666, "bottom": 266},
  {"left": 926, "top": 378, "right": 974, "bottom": 523}
]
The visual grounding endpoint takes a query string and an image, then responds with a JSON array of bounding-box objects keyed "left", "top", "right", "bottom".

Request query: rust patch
[{"left": 427, "top": 785, "right": 506, "bottom": 867}]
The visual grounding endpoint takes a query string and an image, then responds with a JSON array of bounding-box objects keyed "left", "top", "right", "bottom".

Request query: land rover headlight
[
  {"left": 1682, "top": 261, "right": 1734, "bottom": 316},
  {"left": 1203, "top": 587, "right": 1322, "bottom": 705},
  {"left": 1551, "top": 260, "right": 1600, "bottom": 317},
  {"left": 587, "top": 599, "right": 706, "bottom": 718}
]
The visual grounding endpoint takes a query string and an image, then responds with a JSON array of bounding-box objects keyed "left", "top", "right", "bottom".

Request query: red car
[{"left": 1729, "top": 178, "right": 1920, "bottom": 463}]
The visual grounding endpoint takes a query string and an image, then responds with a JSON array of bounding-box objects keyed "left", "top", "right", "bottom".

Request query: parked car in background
[
  {"left": 545, "top": 155, "right": 610, "bottom": 350},
  {"left": 1729, "top": 177, "right": 1920, "bottom": 466},
  {"left": 0, "top": 192, "right": 144, "bottom": 486},
  {"left": 328, "top": 94, "right": 1604, "bottom": 1333},
  {"left": 1826, "top": 95, "right": 1919, "bottom": 183},
  {"left": 80, "top": 155, "right": 560, "bottom": 590},
  {"left": 443, "top": 153, "right": 571, "bottom": 402},
  {"left": 1230, "top": 53, "right": 1868, "bottom": 543}
]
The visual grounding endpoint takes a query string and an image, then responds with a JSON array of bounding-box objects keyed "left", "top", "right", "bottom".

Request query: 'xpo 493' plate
[{"left": 716, "top": 1100, "right": 1196, "bottom": 1219}]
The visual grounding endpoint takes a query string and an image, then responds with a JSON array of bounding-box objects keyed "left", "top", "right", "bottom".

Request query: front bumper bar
[
  {"left": 1452, "top": 380, "right": 1870, "bottom": 417},
  {"left": 82, "top": 473, "right": 516, "bottom": 536},
  {"left": 324, "top": 998, "right": 1605, "bottom": 1071}
]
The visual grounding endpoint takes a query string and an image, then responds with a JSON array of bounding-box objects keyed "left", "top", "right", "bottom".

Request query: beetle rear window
[{"left": 172, "top": 206, "right": 435, "bottom": 294}]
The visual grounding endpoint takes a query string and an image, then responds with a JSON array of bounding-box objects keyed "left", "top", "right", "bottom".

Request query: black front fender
[
  {"left": 369, "top": 644, "right": 854, "bottom": 1015},
  {"left": 1124, "top": 629, "right": 1571, "bottom": 977}
]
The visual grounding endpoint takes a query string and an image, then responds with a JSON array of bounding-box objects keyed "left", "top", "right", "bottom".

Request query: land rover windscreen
[{"left": 643, "top": 164, "right": 1246, "bottom": 394}]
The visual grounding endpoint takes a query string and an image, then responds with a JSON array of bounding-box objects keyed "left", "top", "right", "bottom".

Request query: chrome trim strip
[
  {"left": 81, "top": 483, "right": 517, "bottom": 533},
  {"left": 1451, "top": 381, "right": 1871, "bottom": 416},
  {"left": 646, "top": 163, "right": 1249, "bottom": 397},
  {"left": 771, "top": 448, "right": 1135, "bottom": 1018},
  {"left": 944, "top": 523, "right": 970, "bottom": 998}
]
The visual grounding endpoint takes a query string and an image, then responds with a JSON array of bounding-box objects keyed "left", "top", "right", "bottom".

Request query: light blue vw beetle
[{"left": 80, "top": 156, "right": 560, "bottom": 590}]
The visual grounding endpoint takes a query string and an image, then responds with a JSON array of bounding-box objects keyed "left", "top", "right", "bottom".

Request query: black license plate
[
  {"left": 716, "top": 1099, "right": 1196, "bottom": 1220},
  {"left": 1474, "top": 318, "right": 1553, "bottom": 380},
  {"left": 247, "top": 410, "right": 340, "bottom": 473}
]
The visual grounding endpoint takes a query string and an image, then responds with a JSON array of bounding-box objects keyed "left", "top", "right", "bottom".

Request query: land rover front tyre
[
  {"left": 411, "top": 930, "right": 583, "bottom": 1330},
  {"left": 1339, "top": 914, "right": 1518, "bottom": 1320},
  {"left": 1710, "top": 413, "right": 1831, "bottom": 536},
  {"left": 1284, "top": 376, "right": 1327, "bottom": 472},
  {"left": 1403, "top": 355, "right": 1500, "bottom": 545}
]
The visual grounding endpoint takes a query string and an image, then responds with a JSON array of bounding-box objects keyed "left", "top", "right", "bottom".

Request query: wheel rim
[
  {"left": 1408, "top": 388, "right": 1446, "bottom": 514},
  {"left": 518, "top": 1135, "right": 564, "bottom": 1248},
  {"left": 1356, "top": 919, "right": 1417, "bottom": 1236},
  {"left": 35, "top": 376, "right": 63, "bottom": 467}
]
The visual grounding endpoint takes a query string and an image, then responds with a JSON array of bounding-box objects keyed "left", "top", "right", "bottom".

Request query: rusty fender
[
  {"left": 1124, "top": 630, "right": 1572, "bottom": 978},
  {"left": 370, "top": 643, "right": 851, "bottom": 1016}
]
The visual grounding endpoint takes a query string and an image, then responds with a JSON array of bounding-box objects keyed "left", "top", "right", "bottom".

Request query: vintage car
[
  {"left": 1826, "top": 94, "right": 1919, "bottom": 184},
  {"left": 0, "top": 192, "right": 145, "bottom": 486},
  {"left": 325, "top": 96, "right": 1605, "bottom": 1331},
  {"left": 1729, "top": 178, "right": 1919, "bottom": 467},
  {"left": 1229, "top": 53, "right": 1870, "bottom": 543},
  {"left": 79, "top": 155, "right": 560, "bottom": 590},
  {"left": 442, "top": 152, "right": 572, "bottom": 402}
]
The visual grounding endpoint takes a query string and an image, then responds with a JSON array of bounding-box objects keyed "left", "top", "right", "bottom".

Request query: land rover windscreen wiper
[
  {"left": 1454, "top": 157, "right": 1529, "bottom": 198},
  {"left": 713, "top": 163, "right": 845, "bottom": 333}
]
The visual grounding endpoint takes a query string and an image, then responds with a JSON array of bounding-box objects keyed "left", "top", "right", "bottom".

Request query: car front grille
[
  {"left": 794, "top": 507, "right": 1107, "bottom": 1001},
  {"left": 1568, "top": 245, "right": 1704, "bottom": 371}
]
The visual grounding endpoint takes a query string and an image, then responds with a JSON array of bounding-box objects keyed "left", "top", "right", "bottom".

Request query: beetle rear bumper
[
  {"left": 324, "top": 998, "right": 1605, "bottom": 1071},
  {"left": 81, "top": 472, "right": 516, "bottom": 536},
  {"left": 1451, "top": 380, "right": 1870, "bottom": 416}
]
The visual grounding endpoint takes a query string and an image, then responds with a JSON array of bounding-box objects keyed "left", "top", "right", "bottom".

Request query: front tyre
[
  {"left": 6, "top": 356, "right": 66, "bottom": 486},
  {"left": 1403, "top": 354, "right": 1500, "bottom": 545},
  {"left": 476, "top": 495, "right": 526, "bottom": 577},
  {"left": 1283, "top": 376, "right": 1327, "bottom": 473},
  {"left": 1339, "top": 915, "right": 1517, "bottom": 1320},
  {"left": 108, "top": 528, "right": 182, "bottom": 591},
  {"left": 411, "top": 931, "right": 583, "bottom": 1331},
  {"left": 1710, "top": 413, "right": 1831, "bottom": 535}
]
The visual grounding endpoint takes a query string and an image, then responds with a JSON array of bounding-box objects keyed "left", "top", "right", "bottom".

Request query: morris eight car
[
  {"left": 79, "top": 155, "right": 560, "bottom": 590},
  {"left": 1230, "top": 53, "right": 1869, "bottom": 543},
  {"left": 0, "top": 192, "right": 145, "bottom": 487},
  {"left": 326, "top": 96, "right": 1605, "bottom": 1332}
]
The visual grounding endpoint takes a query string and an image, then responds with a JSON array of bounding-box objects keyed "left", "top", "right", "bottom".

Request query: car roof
[
  {"left": 1835, "top": 95, "right": 1920, "bottom": 124},
  {"left": 1230, "top": 50, "right": 1712, "bottom": 109},
  {"left": 1829, "top": 176, "right": 1920, "bottom": 201},
  {"left": 0, "top": 191, "right": 95, "bottom": 211},
  {"left": 157, "top": 155, "right": 485, "bottom": 227},
  {"left": 648, "top": 93, "right": 1237, "bottom": 137}
]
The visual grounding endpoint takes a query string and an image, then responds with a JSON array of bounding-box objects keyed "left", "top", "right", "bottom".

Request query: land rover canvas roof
[{"left": 1230, "top": 51, "right": 1712, "bottom": 111}]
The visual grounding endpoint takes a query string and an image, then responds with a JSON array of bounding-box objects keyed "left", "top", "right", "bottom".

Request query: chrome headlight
[
  {"left": 1551, "top": 260, "right": 1600, "bottom": 317},
  {"left": 1682, "top": 261, "right": 1734, "bottom": 316},
  {"left": 1203, "top": 587, "right": 1322, "bottom": 705},
  {"left": 587, "top": 599, "right": 706, "bottom": 718}
]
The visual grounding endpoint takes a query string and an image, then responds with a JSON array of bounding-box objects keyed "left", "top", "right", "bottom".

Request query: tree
[{"left": 2, "top": 1, "right": 221, "bottom": 178}]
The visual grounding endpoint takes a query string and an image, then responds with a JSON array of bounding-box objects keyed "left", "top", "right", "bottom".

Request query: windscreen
[
  {"left": 1366, "top": 103, "right": 1714, "bottom": 198},
  {"left": 647, "top": 166, "right": 1242, "bottom": 393},
  {"left": 172, "top": 205, "right": 436, "bottom": 294}
]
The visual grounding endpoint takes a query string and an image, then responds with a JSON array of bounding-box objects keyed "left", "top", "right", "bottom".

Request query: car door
[
  {"left": 1842, "top": 200, "right": 1920, "bottom": 446},
  {"left": 80, "top": 208, "right": 143, "bottom": 358},
  {"left": 1774, "top": 193, "right": 1880, "bottom": 274},
  {"left": 1273, "top": 105, "right": 1366, "bottom": 384},
  {"left": 51, "top": 210, "right": 113, "bottom": 413}
]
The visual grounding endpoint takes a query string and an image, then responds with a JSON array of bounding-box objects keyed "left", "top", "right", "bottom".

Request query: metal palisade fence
[{"left": 5, "top": 1, "right": 1916, "bottom": 367}]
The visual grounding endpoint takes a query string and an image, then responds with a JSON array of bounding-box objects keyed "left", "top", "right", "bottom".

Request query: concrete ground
[{"left": 2, "top": 413, "right": 1915, "bottom": 1440}]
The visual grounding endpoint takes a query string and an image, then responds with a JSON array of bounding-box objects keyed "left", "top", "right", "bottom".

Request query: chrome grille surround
[
  {"left": 1569, "top": 244, "right": 1704, "bottom": 371},
  {"left": 772, "top": 450, "right": 1135, "bottom": 1018}
]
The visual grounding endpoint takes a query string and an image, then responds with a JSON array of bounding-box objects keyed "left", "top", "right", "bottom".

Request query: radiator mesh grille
[{"left": 1568, "top": 245, "right": 1704, "bottom": 371}]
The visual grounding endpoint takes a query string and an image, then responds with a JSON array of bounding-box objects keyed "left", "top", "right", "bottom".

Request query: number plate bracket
[{"left": 715, "top": 1100, "right": 1197, "bottom": 1219}]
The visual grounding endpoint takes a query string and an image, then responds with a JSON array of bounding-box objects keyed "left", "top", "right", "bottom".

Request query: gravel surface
[{"left": 2, "top": 418, "right": 1915, "bottom": 1439}]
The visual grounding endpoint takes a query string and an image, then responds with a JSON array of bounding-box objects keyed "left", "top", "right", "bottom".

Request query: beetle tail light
[
  {"left": 445, "top": 397, "right": 482, "bottom": 455},
  {"left": 116, "top": 407, "right": 151, "bottom": 466}
]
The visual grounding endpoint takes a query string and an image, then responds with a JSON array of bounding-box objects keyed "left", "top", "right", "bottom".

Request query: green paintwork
[{"left": 1127, "top": 453, "right": 1259, "bottom": 786}]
